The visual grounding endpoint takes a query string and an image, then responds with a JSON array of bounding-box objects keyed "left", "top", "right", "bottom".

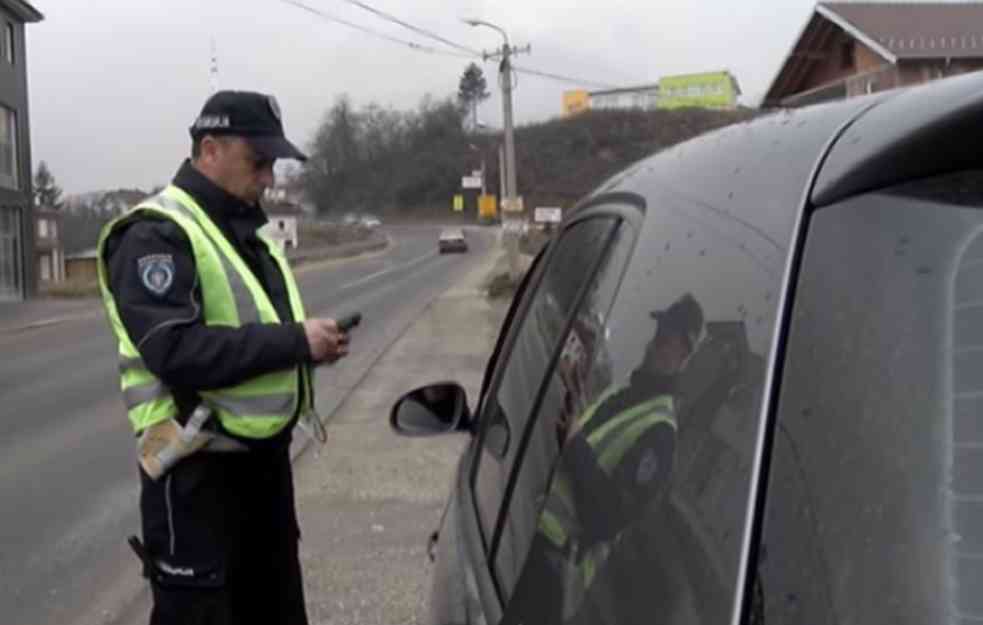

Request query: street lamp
[
  {"left": 463, "top": 19, "right": 509, "bottom": 47},
  {"left": 464, "top": 18, "right": 526, "bottom": 280}
]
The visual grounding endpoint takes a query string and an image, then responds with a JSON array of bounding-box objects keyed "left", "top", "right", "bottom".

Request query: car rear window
[{"left": 756, "top": 170, "right": 983, "bottom": 625}]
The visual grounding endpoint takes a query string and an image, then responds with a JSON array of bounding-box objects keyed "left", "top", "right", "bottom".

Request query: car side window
[
  {"left": 503, "top": 187, "right": 780, "bottom": 625},
  {"left": 471, "top": 217, "right": 618, "bottom": 554},
  {"left": 492, "top": 221, "right": 635, "bottom": 595}
]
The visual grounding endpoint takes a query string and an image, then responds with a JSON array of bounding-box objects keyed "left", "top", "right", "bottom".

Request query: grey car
[
  {"left": 392, "top": 71, "right": 983, "bottom": 625},
  {"left": 439, "top": 228, "right": 468, "bottom": 254}
]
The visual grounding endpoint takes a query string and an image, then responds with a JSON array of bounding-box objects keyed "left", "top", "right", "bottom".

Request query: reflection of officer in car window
[{"left": 531, "top": 294, "right": 704, "bottom": 622}]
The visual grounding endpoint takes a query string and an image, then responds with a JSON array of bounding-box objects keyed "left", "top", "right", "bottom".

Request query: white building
[
  {"left": 261, "top": 215, "right": 298, "bottom": 252},
  {"left": 590, "top": 84, "right": 661, "bottom": 112}
]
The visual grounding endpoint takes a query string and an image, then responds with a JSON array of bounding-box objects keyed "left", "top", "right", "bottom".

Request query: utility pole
[
  {"left": 465, "top": 19, "right": 529, "bottom": 281},
  {"left": 498, "top": 143, "right": 506, "bottom": 205},
  {"left": 209, "top": 38, "right": 220, "bottom": 94}
]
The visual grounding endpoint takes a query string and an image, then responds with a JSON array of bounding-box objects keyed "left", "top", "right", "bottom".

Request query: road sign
[
  {"left": 462, "top": 176, "right": 482, "bottom": 189},
  {"left": 478, "top": 195, "right": 497, "bottom": 219},
  {"left": 453, "top": 195, "right": 464, "bottom": 212},
  {"left": 534, "top": 207, "right": 562, "bottom": 223},
  {"left": 502, "top": 196, "right": 525, "bottom": 213}
]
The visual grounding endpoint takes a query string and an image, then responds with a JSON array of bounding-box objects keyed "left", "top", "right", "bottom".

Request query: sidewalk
[
  {"left": 0, "top": 296, "right": 103, "bottom": 334},
  {"left": 293, "top": 241, "right": 515, "bottom": 625}
]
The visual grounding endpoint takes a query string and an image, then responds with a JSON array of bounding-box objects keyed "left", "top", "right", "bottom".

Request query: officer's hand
[{"left": 304, "top": 318, "right": 349, "bottom": 364}]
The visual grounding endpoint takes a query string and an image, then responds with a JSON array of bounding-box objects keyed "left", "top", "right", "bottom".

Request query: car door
[
  {"left": 500, "top": 180, "right": 787, "bottom": 624},
  {"left": 446, "top": 201, "right": 637, "bottom": 623},
  {"left": 751, "top": 170, "right": 983, "bottom": 625}
]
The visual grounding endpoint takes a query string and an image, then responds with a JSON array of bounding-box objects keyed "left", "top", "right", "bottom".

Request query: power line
[
  {"left": 281, "top": 0, "right": 476, "bottom": 59},
  {"left": 286, "top": 0, "right": 623, "bottom": 91},
  {"left": 329, "top": 0, "right": 483, "bottom": 57},
  {"left": 511, "top": 64, "right": 620, "bottom": 90}
]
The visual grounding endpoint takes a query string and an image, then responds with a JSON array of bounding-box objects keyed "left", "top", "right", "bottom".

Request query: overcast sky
[{"left": 25, "top": 0, "right": 823, "bottom": 194}]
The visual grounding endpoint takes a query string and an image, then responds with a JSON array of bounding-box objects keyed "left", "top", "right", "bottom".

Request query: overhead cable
[
  {"left": 330, "top": 0, "right": 483, "bottom": 57},
  {"left": 281, "top": 0, "right": 477, "bottom": 59}
]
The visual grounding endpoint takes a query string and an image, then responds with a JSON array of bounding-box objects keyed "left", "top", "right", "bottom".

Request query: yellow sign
[
  {"left": 453, "top": 194, "right": 464, "bottom": 212},
  {"left": 478, "top": 194, "right": 497, "bottom": 219},
  {"left": 563, "top": 90, "right": 590, "bottom": 117}
]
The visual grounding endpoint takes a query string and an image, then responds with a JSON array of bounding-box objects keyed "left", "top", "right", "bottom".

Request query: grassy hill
[{"left": 503, "top": 107, "right": 758, "bottom": 210}]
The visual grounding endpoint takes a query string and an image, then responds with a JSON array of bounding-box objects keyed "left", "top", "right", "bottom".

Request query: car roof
[
  {"left": 580, "top": 71, "right": 983, "bottom": 272},
  {"left": 812, "top": 70, "right": 983, "bottom": 206},
  {"left": 584, "top": 95, "right": 880, "bottom": 264}
]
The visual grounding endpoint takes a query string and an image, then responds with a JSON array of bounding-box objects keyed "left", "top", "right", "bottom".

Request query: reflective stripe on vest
[
  {"left": 97, "top": 185, "right": 311, "bottom": 437},
  {"left": 538, "top": 392, "right": 676, "bottom": 550},
  {"left": 150, "top": 193, "right": 262, "bottom": 326},
  {"left": 586, "top": 395, "right": 675, "bottom": 475},
  {"left": 539, "top": 471, "right": 578, "bottom": 548}
]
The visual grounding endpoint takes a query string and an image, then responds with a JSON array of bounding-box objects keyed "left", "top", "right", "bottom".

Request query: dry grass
[
  {"left": 41, "top": 278, "right": 100, "bottom": 298},
  {"left": 298, "top": 222, "right": 374, "bottom": 248}
]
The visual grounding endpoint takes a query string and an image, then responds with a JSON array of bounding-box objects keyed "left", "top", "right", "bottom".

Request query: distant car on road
[
  {"left": 438, "top": 228, "right": 467, "bottom": 253},
  {"left": 388, "top": 72, "right": 983, "bottom": 625},
  {"left": 361, "top": 215, "right": 382, "bottom": 228}
]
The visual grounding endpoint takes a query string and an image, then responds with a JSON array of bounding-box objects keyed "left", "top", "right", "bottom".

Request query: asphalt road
[{"left": 0, "top": 225, "right": 494, "bottom": 625}]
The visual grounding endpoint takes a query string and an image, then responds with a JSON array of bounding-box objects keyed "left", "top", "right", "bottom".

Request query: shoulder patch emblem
[{"left": 138, "top": 254, "right": 175, "bottom": 296}]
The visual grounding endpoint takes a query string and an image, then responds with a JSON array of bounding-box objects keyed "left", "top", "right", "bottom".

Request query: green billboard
[{"left": 658, "top": 71, "right": 741, "bottom": 110}]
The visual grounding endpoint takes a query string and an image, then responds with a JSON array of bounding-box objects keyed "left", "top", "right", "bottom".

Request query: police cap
[
  {"left": 651, "top": 293, "right": 704, "bottom": 348},
  {"left": 189, "top": 90, "right": 307, "bottom": 162}
]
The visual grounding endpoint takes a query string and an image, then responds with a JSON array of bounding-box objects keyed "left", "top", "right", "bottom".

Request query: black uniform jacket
[{"left": 104, "top": 160, "right": 311, "bottom": 449}]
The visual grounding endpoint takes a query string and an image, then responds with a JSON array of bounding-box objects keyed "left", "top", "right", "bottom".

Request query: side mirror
[{"left": 390, "top": 382, "right": 472, "bottom": 437}]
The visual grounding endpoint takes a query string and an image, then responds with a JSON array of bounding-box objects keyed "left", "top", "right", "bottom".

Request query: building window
[
  {"left": 841, "top": 40, "right": 855, "bottom": 69},
  {"left": 40, "top": 253, "right": 51, "bottom": 282},
  {"left": 0, "top": 206, "right": 20, "bottom": 299},
  {"left": 4, "top": 22, "right": 13, "bottom": 64},
  {"left": 0, "top": 106, "right": 17, "bottom": 189},
  {"left": 37, "top": 218, "right": 47, "bottom": 238}
]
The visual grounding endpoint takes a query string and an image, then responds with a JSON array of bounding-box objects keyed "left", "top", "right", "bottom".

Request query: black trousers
[{"left": 137, "top": 446, "right": 308, "bottom": 625}]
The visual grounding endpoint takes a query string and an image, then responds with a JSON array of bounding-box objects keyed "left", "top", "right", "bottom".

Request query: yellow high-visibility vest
[{"left": 97, "top": 184, "right": 313, "bottom": 439}]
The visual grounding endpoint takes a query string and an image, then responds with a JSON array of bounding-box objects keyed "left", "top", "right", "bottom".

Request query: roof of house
[
  {"left": 1, "top": 0, "right": 43, "bottom": 23},
  {"left": 589, "top": 84, "right": 661, "bottom": 97},
  {"left": 765, "top": 2, "right": 983, "bottom": 105},
  {"left": 821, "top": 2, "right": 983, "bottom": 61}
]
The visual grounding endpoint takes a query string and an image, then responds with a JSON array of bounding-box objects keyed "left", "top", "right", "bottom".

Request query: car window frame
[
  {"left": 468, "top": 216, "right": 620, "bottom": 548},
  {"left": 466, "top": 193, "right": 646, "bottom": 604}
]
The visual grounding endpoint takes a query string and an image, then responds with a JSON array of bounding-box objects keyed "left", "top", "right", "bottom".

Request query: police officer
[
  {"left": 96, "top": 91, "right": 348, "bottom": 625},
  {"left": 528, "top": 293, "right": 704, "bottom": 622}
]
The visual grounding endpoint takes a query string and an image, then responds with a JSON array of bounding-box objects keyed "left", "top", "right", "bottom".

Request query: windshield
[{"left": 756, "top": 170, "right": 983, "bottom": 625}]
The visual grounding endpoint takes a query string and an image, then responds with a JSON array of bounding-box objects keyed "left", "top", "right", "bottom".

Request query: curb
[{"left": 290, "top": 232, "right": 504, "bottom": 464}]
